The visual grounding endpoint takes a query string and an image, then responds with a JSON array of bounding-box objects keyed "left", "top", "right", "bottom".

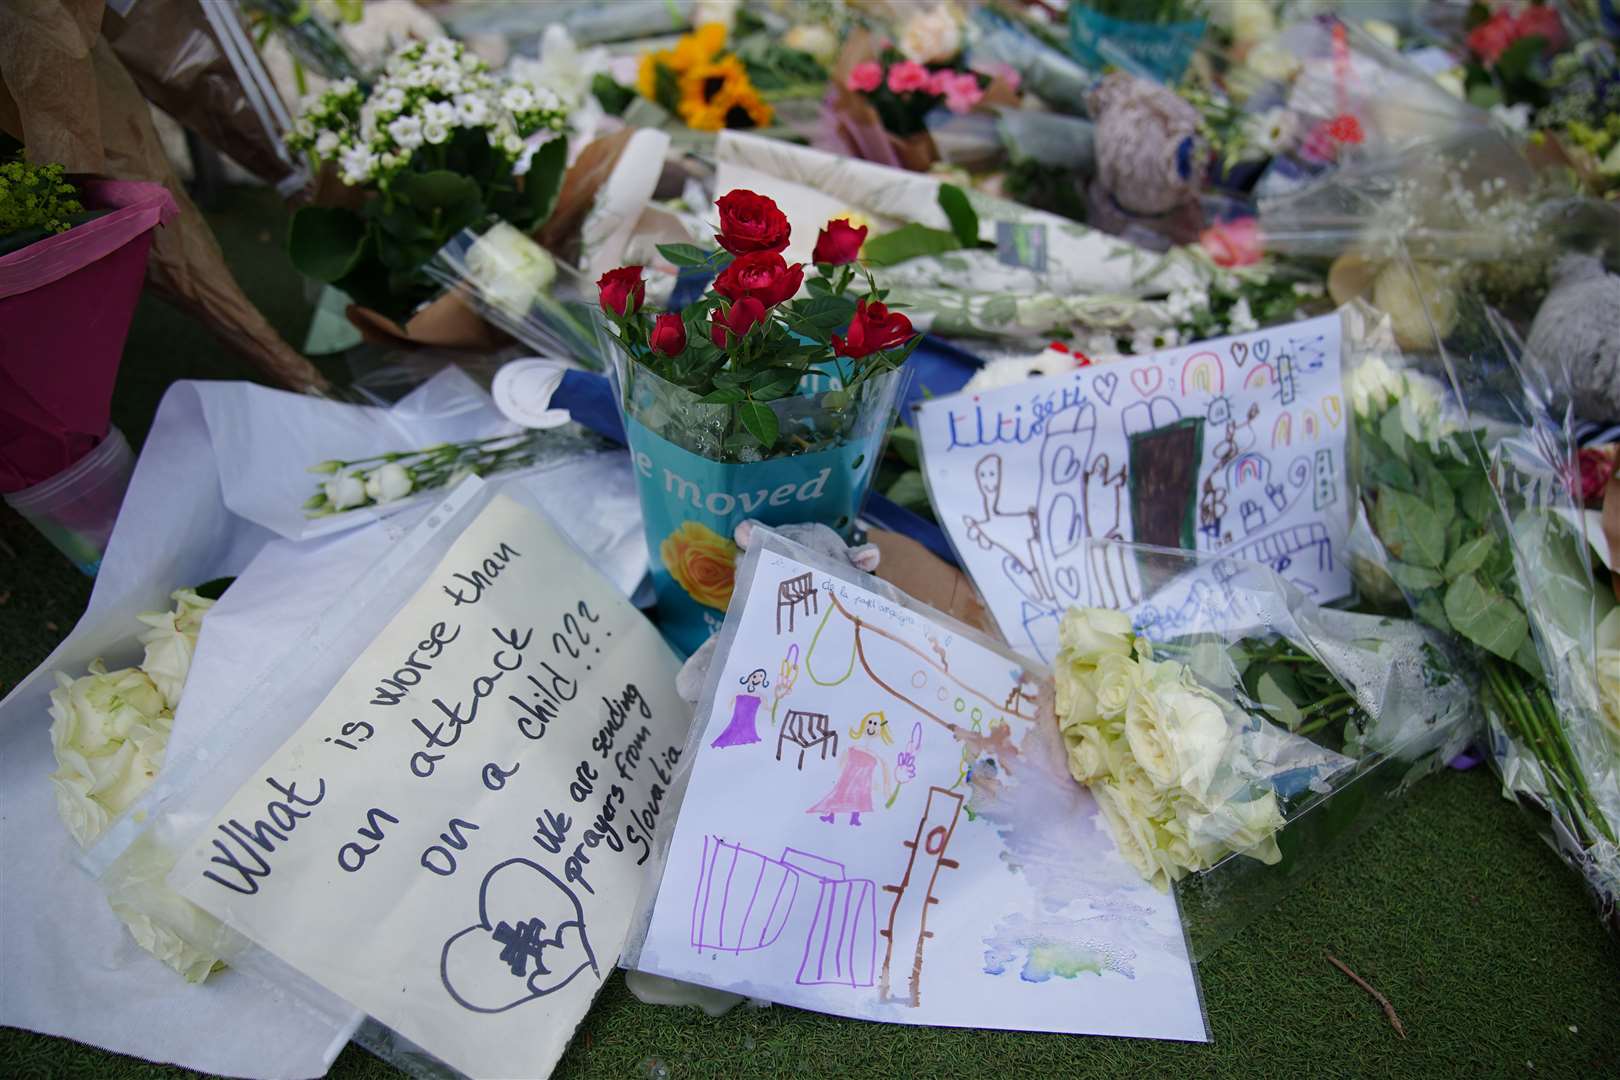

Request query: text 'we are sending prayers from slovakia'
[{"left": 196, "top": 537, "right": 682, "bottom": 902}]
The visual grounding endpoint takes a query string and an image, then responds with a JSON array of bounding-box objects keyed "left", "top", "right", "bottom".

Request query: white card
[
  {"left": 172, "top": 494, "right": 690, "bottom": 1079},
  {"left": 917, "top": 314, "right": 1351, "bottom": 663},
  {"left": 634, "top": 535, "right": 1208, "bottom": 1042}
]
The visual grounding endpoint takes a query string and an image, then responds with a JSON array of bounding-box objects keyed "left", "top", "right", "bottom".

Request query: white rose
[
  {"left": 324, "top": 471, "right": 367, "bottom": 511},
  {"left": 50, "top": 772, "right": 112, "bottom": 849},
  {"left": 1093, "top": 785, "right": 1170, "bottom": 892},
  {"left": 1092, "top": 652, "right": 1141, "bottom": 720},
  {"left": 1055, "top": 657, "right": 1102, "bottom": 732},
  {"left": 364, "top": 462, "right": 414, "bottom": 504},
  {"left": 50, "top": 662, "right": 166, "bottom": 755},
  {"left": 466, "top": 222, "right": 559, "bottom": 320},
  {"left": 1058, "top": 606, "right": 1134, "bottom": 665},
  {"left": 1186, "top": 789, "right": 1285, "bottom": 865},
  {"left": 1346, "top": 354, "right": 1397, "bottom": 418},
  {"left": 1123, "top": 684, "right": 1177, "bottom": 789},
  {"left": 1154, "top": 688, "right": 1232, "bottom": 806},
  {"left": 899, "top": 3, "right": 962, "bottom": 65},
  {"left": 783, "top": 24, "right": 838, "bottom": 65},
  {"left": 105, "top": 831, "right": 231, "bottom": 983},
  {"left": 136, "top": 614, "right": 195, "bottom": 711}
]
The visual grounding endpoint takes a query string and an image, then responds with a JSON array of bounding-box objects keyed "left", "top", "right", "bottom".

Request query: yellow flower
[
  {"left": 660, "top": 520, "right": 739, "bottom": 610},
  {"left": 677, "top": 55, "right": 772, "bottom": 130}
]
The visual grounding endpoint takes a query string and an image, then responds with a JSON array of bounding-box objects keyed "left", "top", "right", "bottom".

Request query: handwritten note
[
  {"left": 173, "top": 494, "right": 690, "bottom": 1079},
  {"left": 634, "top": 536, "right": 1207, "bottom": 1041},
  {"left": 916, "top": 314, "right": 1350, "bottom": 663}
]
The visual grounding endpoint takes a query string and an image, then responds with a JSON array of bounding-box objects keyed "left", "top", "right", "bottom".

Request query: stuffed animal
[
  {"left": 1085, "top": 72, "right": 1206, "bottom": 248},
  {"left": 1526, "top": 254, "right": 1620, "bottom": 422}
]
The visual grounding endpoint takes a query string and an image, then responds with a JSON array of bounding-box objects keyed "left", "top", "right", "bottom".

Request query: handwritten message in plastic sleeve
[
  {"left": 173, "top": 494, "right": 690, "bottom": 1079},
  {"left": 916, "top": 314, "right": 1350, "bottom": 664},
  {"left": 634, "top": 539, "right": 1208, "bottom": 1041}
]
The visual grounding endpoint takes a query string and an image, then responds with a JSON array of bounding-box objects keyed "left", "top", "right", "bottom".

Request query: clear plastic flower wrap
[
  {"left": 426, "top": 224, "right": 605, "bottom": 369},
  {"left": 1052, "top": 541, "right": 1477, "bottom": 957},
  {"left": 1347, "top": 275, "right": 1620, "bottom": 932}
]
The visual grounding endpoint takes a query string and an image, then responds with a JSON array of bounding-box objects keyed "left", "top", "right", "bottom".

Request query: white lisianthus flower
[
  {"left": 364, "top": 462, "right": 414, "bottom": 504},
  {"left": 1058, "top": 607, "right": 1134, "bottom": 665},
  {"left": 324, "top": 471, "right": 367, "bottom": 511},
  {"left": 899, "top": 3, "right": 962, "bottom": 65},
  {"left": 466, "top": 222, "right": 558, "bottom": 320},
  {"left": 387, "top": 114, "right": 425, "bottom": 149},
  {"left": 1244, "top": 106, "right": 1300, "bottom": 156}
]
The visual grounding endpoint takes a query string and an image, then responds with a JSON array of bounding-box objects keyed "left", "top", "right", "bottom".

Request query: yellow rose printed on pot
[
  {"left": 660, "top": 520, "right": 740, "bottom": 610},
  {"left": 1053, "top": 607, "right": 1287, "bottom": 891}
]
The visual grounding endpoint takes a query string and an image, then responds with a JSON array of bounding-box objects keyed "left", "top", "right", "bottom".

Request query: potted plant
[
  {"left": 0, "top": 153, "right": 176, "bottom": 572},
  {"left": 596, "top": 191, "right": 918, "bottom": 651},
  {"left": 283, "top": 37, "right": 571, "bottom": 344}
]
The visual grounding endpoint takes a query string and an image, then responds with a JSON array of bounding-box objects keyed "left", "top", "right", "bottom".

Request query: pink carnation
[
  {"left": 942, "top": 72, "right": 984, "bottom": 114},
  {"left": 846, "top": 61, "right": 883, "bottom": 94},
  {"left": 927, "top": 68, "right": 956, "bottom": 96},
  {"left": 886, "top": 60, "right": 932, "bottom": 94},
  {"left": 1200, "top": 217, "right": 1263, "bottom": 268}
]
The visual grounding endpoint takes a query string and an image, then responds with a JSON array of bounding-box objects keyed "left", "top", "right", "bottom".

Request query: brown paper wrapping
[
  {"left": 869, "top": 528, "right": 998, "bottom": 638},
  {"left": 0, "top": 0, "right": 328, "bottom": 392}
]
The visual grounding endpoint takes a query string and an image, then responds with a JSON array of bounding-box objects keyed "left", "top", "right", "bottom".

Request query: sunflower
[
  {"left": 670, "top": 22, "right": 727, "bottom": 72},
  {"left": 677, "top": 56, "right": 774, "bottom": 131}
]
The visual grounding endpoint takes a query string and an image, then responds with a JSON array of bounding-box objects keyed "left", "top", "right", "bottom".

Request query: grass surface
[{"left": 4, "top": 189, "right": 1619, "bottom": 1080}]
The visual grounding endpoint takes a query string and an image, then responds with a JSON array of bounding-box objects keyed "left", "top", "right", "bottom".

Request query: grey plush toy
[
  {"left": 1526, "top": 254, "right": 1620, "bottom": 421},
  {"left": 673, "top": 519, "right": 880, "bottom": 705}
]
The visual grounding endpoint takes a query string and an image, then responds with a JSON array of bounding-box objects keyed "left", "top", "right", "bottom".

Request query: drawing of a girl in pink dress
[{"left": 808, "top": 711, "right": 916, "bottom": 825}]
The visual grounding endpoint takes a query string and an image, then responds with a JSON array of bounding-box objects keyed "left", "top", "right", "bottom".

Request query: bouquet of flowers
[
  {"left": 1051, "top": 545, "right": 1476, "bottom": 949},
  {"left": 1348, "top": 297, "right": 1620, "bottom": 930},
  {"left": 284, "top": 37, "right": 570, "bottom": 323},
  {"left": 48, "top": 585, "right": 232, "bottom": 982},
  {"left": 594, "top": 188, "right": 917, "bottom": 650},
  {"left": 635, "top": 22, "right": 774, "bottom": 132}
]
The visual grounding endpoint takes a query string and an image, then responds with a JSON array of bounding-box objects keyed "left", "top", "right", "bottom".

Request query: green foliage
[
  {"left": 591, "top": 73, "right": 637, "bottom": 116},
  {"left": 0, "top": 158, "right": 94, "bottom": 254},
  {"left": 938, "top": 184, "right": 979, "bottom": 248}
]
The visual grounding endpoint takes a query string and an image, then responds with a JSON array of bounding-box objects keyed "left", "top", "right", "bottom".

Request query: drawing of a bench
[
  {"left": 777, "top": 709, "right": 838, "bottom": 769},
  {"left": 777, "top": 572, "right": 819, "bottom": 634}
]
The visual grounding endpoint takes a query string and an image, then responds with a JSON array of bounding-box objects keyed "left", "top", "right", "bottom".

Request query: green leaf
[
  {"left": 860, "top": 223, "right": 963, "bottom": 267},
  {"left": 821, "top": 389, "right": 851, "bottom": 409},
  {"left": 884, "top": 470, "right": 930, "bottom": 511},
  {"left": 287, "top": 206, "right": 368, "bottom": 283},
  {"left": 785, "top": 295, "right": 856, "bottom": 334},
  {"left": 888, "top": 425, "right": 920, "bottom": 466},
  {"left": 938, "top": 184, "right": 979, "bottom": 248},
  {"left": 1388, "top": 561, "right": 1445, "bottom": 593},
  {"left": 737, "top": 401, "right": 779, "bottom": 448},
  {"left": 1374, "top": 490, "right": 1448, "bottom": 569},
  {"left": 1378, "top": 405, "right": 1409, "bottom": 464},
  {"left": 1444, "top": 573, "right": 1529, "bottom": 661},
  {"left": 658, "top": 242, "right": 719, "bottom": 268},
  {"left": 1444, "top": 535, "right": 1494, "bottom": 580},
  {"left": 699, "top": 387, "right": 745, "bottom": 405},
  {"left": 1256, "top": 672, "right": 1304, "bottom": 731},
  {"left": 393, "top": 169, "right": 481, "bottom": 211},
  {"left": 1414, "top": 593, "right": 1452, "bottom": 634},
  {"left": 519, "top": 138, "right": 568, "bottom": 227}
]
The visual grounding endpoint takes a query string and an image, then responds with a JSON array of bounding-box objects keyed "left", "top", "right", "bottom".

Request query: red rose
[
  {"left": 812, "top": 219, "right": 867, "bottom": 266},
  {"left": 597, "top": 266, "right": 645, "bottom": 317},
  {"left": 649, "top": 312, "right": 687, "bottom": 357},
  {"left": 1514, "top": 5, "right": 1565, "bottom": 53},
  {"left": 714, "top": 190, "right": 791, "bottom": 256},
  {"left": 832, "top": 299, "right": 913, "bottom": 359},
  {"left": 713, "top": 251, "right": 805, "bottom": 307},
  {"left": 1578, "top": 447, "right": 1616, "bottom": 504},
  {"left": 709, "top": 296, "right": 768, "bottom": 349}
]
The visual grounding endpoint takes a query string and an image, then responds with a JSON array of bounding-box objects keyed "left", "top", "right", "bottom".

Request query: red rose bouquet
[{"left": 595, "top": 189, "right": 918, "bottom": 651}]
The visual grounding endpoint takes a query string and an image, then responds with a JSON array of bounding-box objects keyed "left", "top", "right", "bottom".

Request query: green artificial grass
[{"left": 4, "top": 188, "right": 1619, "bottom": 1080}]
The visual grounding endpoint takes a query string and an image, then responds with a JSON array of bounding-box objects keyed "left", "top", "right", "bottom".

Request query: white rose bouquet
[
  {"left": 1053, "top": 536, "right": 1478, "bottom": 916},
  {"left": 48, "top": 584, "right": 233, "bottom": 982}
]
